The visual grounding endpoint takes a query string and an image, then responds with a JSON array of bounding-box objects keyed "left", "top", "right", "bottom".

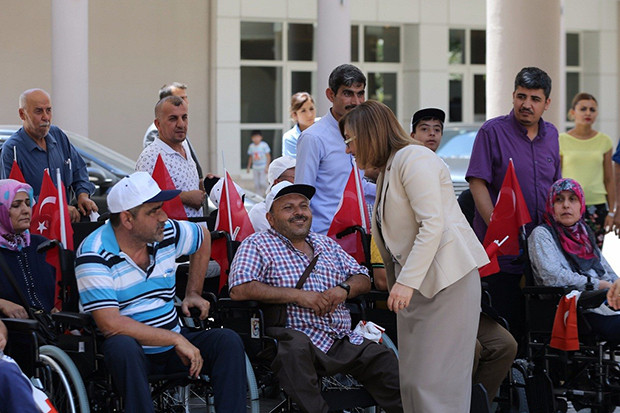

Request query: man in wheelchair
[
  {"left": 229, "top": 181, "right": 403, "bottom": 413},
  {"left": 75, "top": 172, "right": 246, "bottom": 413}
]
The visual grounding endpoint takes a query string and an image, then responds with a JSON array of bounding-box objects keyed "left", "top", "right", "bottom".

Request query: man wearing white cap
[
  {"left": 248, "top": 155, "right": 296, "bottom": 231},
  {"left": 75, "top": 172, "right": 246, "bottom": 413},
  {"left": 229, "top": 181, "right": 402, "bottom": 413}
]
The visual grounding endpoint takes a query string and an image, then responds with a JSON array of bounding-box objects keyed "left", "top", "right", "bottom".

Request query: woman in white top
[{"left": 282, "top": 92, "right": 316, "bottom": 158}]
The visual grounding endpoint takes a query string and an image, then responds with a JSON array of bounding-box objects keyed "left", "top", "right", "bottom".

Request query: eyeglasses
[{"left": 344, "top": 135, "right": 357, "bottom": 146}]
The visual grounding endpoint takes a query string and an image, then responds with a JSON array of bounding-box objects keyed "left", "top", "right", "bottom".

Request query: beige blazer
[{"left": 372, "top": 143, "right": 489, "bottom": 298}]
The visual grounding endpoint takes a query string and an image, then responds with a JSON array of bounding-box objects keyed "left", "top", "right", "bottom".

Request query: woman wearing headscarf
[
  {"left": 0, "top": 179, "right": 56, "bottom": 318},
  {"left": 340, "top": 101, "right": 489, "bottom": 412},
  {"left": 528, "top": 178, "right": 619, "bottom": 340}
]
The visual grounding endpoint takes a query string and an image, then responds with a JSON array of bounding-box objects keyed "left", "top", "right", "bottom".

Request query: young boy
[
  {"left": 246, "top": 130, "right": 271, "bottom": 193},
  {"left": 410, "top": 107, "right": 445, "bottom": 152}
]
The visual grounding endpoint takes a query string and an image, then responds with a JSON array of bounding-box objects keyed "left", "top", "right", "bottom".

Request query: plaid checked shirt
[{"left": 229, "top": 228, "right": 369, "bottom": 353}]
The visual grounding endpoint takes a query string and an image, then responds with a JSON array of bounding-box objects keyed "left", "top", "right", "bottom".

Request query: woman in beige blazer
[{"left": 340, "top": 101, "right": 489, "bottom": 412}]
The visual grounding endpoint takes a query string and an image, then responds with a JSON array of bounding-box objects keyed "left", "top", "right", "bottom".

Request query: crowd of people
[{"left": 2, "top": 63, "right": 620, "bottom": 413}]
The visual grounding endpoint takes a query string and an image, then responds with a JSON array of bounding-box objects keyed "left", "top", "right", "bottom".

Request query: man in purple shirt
[{"left": 466, "top": 67, "right": 561, "bottom": 344}]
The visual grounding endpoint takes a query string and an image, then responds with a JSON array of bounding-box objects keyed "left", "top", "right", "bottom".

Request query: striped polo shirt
[{"left": 76, "top": 219, "right": 203, "bottom": 354}]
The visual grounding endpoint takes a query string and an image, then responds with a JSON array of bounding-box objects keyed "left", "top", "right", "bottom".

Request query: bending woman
[
  {"left": 0, "top": 179, "right": 56, "bottom": 318},
  {"left": 528, "top": 178, "right": 620, "bottom": 341},
  {"left": 340, "top": 100, "right": 489, "bottom": 412}
]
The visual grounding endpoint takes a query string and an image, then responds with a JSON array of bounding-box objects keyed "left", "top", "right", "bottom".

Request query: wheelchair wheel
[{"left": 39, "top": 345, "right": 90, "bottom": 413}]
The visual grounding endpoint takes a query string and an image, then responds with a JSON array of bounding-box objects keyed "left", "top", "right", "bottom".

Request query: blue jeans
[
  {"left": 103, "top": 328, "right": 246, "bottom": 413},
  {"left": 0, "top": 356, "right": 39, "bottom": 413}
]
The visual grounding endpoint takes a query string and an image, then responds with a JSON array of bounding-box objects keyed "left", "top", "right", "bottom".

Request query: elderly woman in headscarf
[
  {"left": 529, "top": 178, "right": 619, "bottom": 340},
  {"left": 0, "top": 179, "right": 56, "bottom": 318}
]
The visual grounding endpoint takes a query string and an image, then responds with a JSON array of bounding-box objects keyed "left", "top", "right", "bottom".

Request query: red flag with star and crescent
[
  {"left": 479, "top": 159, "right": 531, "bottom": 277},
  {"left": 8, "top": 160, "right": 25, "bottom": 182},
  {"left": 30, "top": 169, "right": 74, "bottom": 309}
]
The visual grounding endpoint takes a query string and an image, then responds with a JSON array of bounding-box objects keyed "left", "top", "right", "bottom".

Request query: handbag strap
[{"left": 295, "top": 253, "right": 320, "bottom": 289}]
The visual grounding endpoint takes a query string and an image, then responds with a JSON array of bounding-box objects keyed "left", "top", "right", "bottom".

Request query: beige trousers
[{"left": 397, "top": 269, "right": 480, "bottom": 412}]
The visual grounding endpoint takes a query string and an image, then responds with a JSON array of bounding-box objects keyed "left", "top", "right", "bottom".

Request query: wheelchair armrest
[
  {"left": 51, "top": 311, "right": 93, "bottom": 328},
  {"left": 579, "top": 289, "right": 608, "bottom": 309},
  {"left": 217, "top": 298, "right": 261, "bottom": 309},
  {"left": 522, "top": 285, "right": 573, "bottom": 296},
  {"left": 0, "top": 318, "right": 39, "bottom": 332}
]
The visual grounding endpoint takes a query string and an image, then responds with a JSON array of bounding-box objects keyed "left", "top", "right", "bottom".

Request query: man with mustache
[
  {"left": 1, "top": 88, "right": 97, "bottom": 222},
  {"left": 466, "top": 67, "right": 561, "bottom": 347},
  {"left": 75, "top": 172, "right": 246, "bottom": 413},
  {"left": 136, "top": 96, "right": 205, "bottom": 218},
  {"left": 295, "top": 64, "right": 376, "bottom": 234},
  {"left": 229, "top": 181, "right": 402, "bottom": 413}
]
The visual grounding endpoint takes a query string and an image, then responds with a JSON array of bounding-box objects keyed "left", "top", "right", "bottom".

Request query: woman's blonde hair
[{"left": 339, "top": 100, "right": 414, "bottom": 169}]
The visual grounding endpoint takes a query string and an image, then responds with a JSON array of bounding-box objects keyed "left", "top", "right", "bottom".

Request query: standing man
[
  {"left": 295, "top": 64, "right": 375, "bottom": 234},
  {"left": 466, "top": 67, "right": 561, "bottom": 343},
  {"left": 143, "top": 82, "right": 203, "bottom": 182},
  {"left": 1, "top": 88, "right": 97, "bottom": 222},
  {"left": 136, "top": 96, "right": 205, "bottom": 218},
  {"left": 75, "top": 172, "right": 246, "bottom": 413}
]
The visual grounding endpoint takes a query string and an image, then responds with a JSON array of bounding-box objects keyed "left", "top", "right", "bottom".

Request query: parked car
[
  {"left": 0, "top": 125, "right": 135, "bottom": 214},
  {"left": 0, "top": 125, "right": 262, "bottom": 214},
  {"left": 436, "top": 125, "right": 480, "bottom": 197}
]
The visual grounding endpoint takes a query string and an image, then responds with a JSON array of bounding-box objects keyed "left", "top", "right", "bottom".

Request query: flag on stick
[
  {"left": 211, "top": 171, "right": 254, "bottom": 291},
  {"left": 30, "top": 169, "right": 74, "bottom": 309},
  {"left": 8, "top": 147, "right": 25, "bottom": 182},
  {"left": 327, "top": 166, "right": 370, "bottom": 264},
  {"left": 480, "top": 159, "right": 531, "bottom": 276},
  {"left": 151, "top": 154, "right": 187, "bottom": 220}
]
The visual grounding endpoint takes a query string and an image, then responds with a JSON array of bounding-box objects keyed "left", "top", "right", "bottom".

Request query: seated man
[
  {"left": 76, "top": 172, "right": 246, "bottom": 413},
  {"left": 229, "top": 181, "right": 402, "bottom": 413}
]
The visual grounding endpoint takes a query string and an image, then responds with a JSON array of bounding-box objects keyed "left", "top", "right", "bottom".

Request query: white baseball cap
[
  {"left": 264, "top": 181, "right": 315, "bottom": 212},
  {"left": 267, "top": 156, "right": 296, "bottom": 192},
  {"left": 107, "top": 172, "right": 181, "bottom": 213}
]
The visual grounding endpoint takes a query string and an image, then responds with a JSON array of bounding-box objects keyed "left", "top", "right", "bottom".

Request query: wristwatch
[{"left": 337, "top": 282, "right": 351, "bottom": 297}]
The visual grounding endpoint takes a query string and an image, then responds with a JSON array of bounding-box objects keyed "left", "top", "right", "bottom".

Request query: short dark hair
[
  {"left": 250, "top": 130, "right": 262, "bottom": 137},
  {"left": 154, "top": 95, "right": 185, "bottom": 118},
  {"left": 158, "top": 82, "right": 187, "bottom": 100},
  {"left": 329, "top": 64, "right": 366, "bottom": 94},
  {"left": 514, "top": 67, "right": 552, "bottom": 99},
  {"left": 414, "top": 116, "right": 444, "bottom": 133}
]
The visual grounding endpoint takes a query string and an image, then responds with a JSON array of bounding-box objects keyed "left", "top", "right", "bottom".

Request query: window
[
  {"left": 566, "top": 33, "right": 581, "bottom": 122},
  {"left": 240, "top": 22, "right": 317, "bottom": 167},
  {"left": 449, "top": 28, "right": 486, "bottom": 123},
  {"left": 351, "top": 24, "right": 402, "bottom": 115},
  {"left": 240, "top": 22, "right": 283, "bottom": 60}
]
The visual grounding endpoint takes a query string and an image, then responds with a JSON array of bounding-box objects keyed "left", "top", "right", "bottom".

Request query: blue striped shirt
[{"left": 76, "top": 219, "right": 203, "bottom": 354}]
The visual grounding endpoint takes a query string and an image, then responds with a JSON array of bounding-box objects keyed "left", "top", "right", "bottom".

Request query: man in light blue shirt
[{"left": 295, "top": 64, "right": 376, "bottom": 234}]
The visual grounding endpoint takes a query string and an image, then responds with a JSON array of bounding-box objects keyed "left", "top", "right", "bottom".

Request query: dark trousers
[
  {"left": 0, "top": 357, "right": 39, "bottom": 413},
  {"left": 483, "top": 272, "right": 526, "bottom": 348},
  {"left": 103, "top": 328, "right": 246, "bottom": 413},
  {"left": 267, "top": 327, "right": 403, "bottom": 413}
]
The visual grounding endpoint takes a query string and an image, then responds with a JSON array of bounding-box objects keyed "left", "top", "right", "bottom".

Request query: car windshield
[
  {"left": 436, "top": 131, "right": 477, "bottom": 158},
  {"left": 65, "top": 131, "right": 135, "bottom": 175}
]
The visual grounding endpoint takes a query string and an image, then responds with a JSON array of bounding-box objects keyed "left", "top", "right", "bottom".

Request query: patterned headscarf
[
  {"left": 0, "top": 179, "right": 35, "bottom": 251},
  {"left": 543, "top": 178, "right": 604, "bottom": 276}
]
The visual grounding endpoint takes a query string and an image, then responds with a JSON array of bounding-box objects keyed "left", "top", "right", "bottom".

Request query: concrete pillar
[
  {"left": 486, "top": 0, "right": 563, "bottom": 128},
  {"left": 316, "top": 0, "right": 350, "bottom": 115},
  {"left": 52, "top": 0, "right": 89, "bottom": 136}
]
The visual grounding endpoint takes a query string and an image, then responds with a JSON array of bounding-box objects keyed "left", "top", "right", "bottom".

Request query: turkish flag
[
  {"left": 8, "top": 160, "right": 25, "bottom": 182},
  {"left": 482, "top": 159, "right": 531, "bottom": 261},
  {"left": 212, "top": 171, "right": 254, "bottom": 292},
  {"left": 30, "top": 169, "right": 74, "bottom": 309},
  {"left": 327, "top": 166, "right": 370, "bottom": 264},
  {"left": 479, "top": 241, "right": 501, "bottom": 277},
  {"left": 151, "top": 154, "right": 187, "bottom": 220},
  {"left": 550, "top": 293, "right": 580, "bottom": 351}
]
